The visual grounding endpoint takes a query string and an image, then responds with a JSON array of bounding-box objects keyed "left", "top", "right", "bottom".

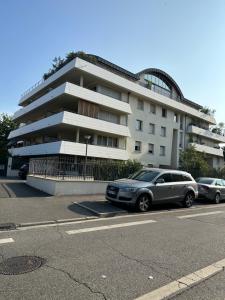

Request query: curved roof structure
[{"left": 137, "top": 68, "right": 184, "bottom": 100}]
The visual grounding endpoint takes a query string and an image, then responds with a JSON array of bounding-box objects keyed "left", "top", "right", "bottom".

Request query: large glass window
[{"left": 144, "top": 74, "right": 172, "bottom": 98}]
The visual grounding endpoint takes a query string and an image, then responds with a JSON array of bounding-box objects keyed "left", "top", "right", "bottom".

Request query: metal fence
[{"left": 29, "top": 157, "right": 142, "bottom": 181}]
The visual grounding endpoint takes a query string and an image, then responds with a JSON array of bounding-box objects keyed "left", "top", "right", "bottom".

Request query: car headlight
[{"left": 122, "top": 187, "right": 137, "bottom": 192}]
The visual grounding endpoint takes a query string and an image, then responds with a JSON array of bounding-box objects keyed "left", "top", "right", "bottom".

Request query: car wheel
[
  {"left": 136, "top": 194, "right": 151, "bottom": 212},
  {"left": 214, "top": 193, "right": 220, "bottom": 204},
  {"left": 183, "top": 192, "right": 194, "bottom": 208}
]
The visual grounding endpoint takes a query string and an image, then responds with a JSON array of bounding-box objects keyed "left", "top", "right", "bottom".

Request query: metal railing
[
  {"left": 20, "top": 78, "right": 44, "bottom": 99},
  {"left": 29, "top": 157, "right": 141, "bottom": 181}
]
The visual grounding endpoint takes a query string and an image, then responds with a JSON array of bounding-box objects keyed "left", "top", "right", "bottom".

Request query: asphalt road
[{"left": 1, "top": 203, "right": 225, "bottom": 299}]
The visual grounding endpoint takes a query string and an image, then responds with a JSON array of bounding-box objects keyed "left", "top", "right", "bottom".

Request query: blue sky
[{"left": 0, "top": 0, "right": 224, "bottom": 123}]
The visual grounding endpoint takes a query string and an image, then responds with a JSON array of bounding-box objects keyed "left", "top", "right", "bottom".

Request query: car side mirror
[{"left": 155, "top": 178, "right": 165, "bottom": 184}]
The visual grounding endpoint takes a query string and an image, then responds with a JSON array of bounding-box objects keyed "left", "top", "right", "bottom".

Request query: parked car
[
  {"left": 18, "top": 164, "right": 29, "bottom": 180},
  {"left": 106, "top": 168, "right": 198, "bottom": 212},
  {"left": 196, "top": 177, "right": 225, "bottom": 204}
]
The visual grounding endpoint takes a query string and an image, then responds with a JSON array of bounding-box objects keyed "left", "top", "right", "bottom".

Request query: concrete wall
[
  {"left": 6, "top": 157, "right": 19, "bottom": 177},
  {"left": 27, "top": 175, "right": 110, "bottom": 196},
  {"left": 127, "top": 94, "right": 180, "bottom": 167}
]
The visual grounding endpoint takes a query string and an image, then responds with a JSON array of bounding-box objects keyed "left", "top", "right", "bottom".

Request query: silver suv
[{"left": 106, "top": 168, "right": 198, "bottom": 212}]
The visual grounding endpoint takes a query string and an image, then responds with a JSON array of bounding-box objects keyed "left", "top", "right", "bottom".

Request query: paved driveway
[{"left": 0, "top": 179, "right": 48, "bottom": 198}]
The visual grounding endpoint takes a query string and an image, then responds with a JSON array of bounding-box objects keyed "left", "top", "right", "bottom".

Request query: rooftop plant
[
  {"left": 200, "top": 106, "right": 216, "bottom": 116},
  {"left": 43, "top": 51, "right": 97, "bottom": 80}
]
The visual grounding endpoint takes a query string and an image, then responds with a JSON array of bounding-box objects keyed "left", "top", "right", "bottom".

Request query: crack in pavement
[
  {"left": 33, "top": 225, "right": 64, "bottom": 257},
  {"left": 45, "top": 264, "right": 108, "bottom": 300},
  {"left": 185, "top": 217, "right": 225, "bottom": 227},
  {"left": 99, "top": 238, "right": 178, "bottom": 283},
  {"left": 169, "top": 268, "right": 225, "bottom": 299}
]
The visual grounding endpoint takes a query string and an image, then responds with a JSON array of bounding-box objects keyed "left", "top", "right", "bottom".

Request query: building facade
[{"left": 7, "top": 54, "right": 225, "bottom": 175}]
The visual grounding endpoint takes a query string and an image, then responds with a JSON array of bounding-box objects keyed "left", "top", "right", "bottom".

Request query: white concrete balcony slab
[
  {"left": 9, "top": 141, "right": 128, "bottom": 160},
  {"left": 188, "top": 125, "right": 225, "bottom": 143},
  {"left": 14, "top": 82, "right": 131, "bottom": 121},
  {"left": 190, "top": 143, "right": 224, "bottom": 157},
  {"left": 9, "top": 111, "right": 130, "bottom": 139},
  {"left": 19, "top": 57, "right": 215, "bottom": 124}
]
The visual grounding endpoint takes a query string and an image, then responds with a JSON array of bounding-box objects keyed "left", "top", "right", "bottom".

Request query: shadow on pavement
[
  {"left": 3, "top": 182, "right": 50, "bottom": 198},
  {"left": 68, "top": 203, "right": 96, "bottom": 217}
]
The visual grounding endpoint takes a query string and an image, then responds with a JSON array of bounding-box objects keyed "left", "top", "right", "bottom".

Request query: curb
[
  {"left": 17, "top": 216, "right": 98, "bottom": 228},
  {"left": 73, "top": 201, "right": 128, "bottom": 218}
]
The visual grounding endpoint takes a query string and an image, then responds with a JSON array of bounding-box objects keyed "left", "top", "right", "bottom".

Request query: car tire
[
  {"left": 214, "top": 193, "right": 220, "bottom": 204},
  {"left": 182, "top": 192, "right": 194, "bottom": 208},
  {"left": 136, "top": 194, "right": 151, "bottom": 212}
]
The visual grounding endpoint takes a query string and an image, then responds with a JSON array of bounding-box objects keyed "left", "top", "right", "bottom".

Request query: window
[
  {"left": 182, "top": 174, "right": 192, "bottom": 181},
  {"left": 137, "top": 99, "right": 144, "bottom": 110},
  {"left": 179, "top": 132, "right": 183, "bottom": 148},
  {"left": 162, "top": 108, "right": 167, "bottom": 118},
  {"left": 97, "top": 85, "right": 121, "bottom": 100},
  {"left": 130, "top": 170, "right": 160, "bottom": 182},
  {"left": 148, "top": 143, "right": 154, "bottom": 154},
  {"left": 98, "top": 110, "right": 119, "bottom": 124},
  {"left": 149, "top": 123, "right": 155, "bottom": 134},
  {"left": 135, "top": 141, "right": 141, "bottom": 152},
  {"left": 97, "top": 135, "right": 118, "bottom": 148},
  {"left": 136, "top": 120, "right": 143, "bottom": 131},
  {"left": 157, "top": 173, "right": 172, "bottom": 183},
  {"left": 150, "top": 103, "right": 156, "bottom": 114},
  {"left": 171, "top": 173, "right": 184, "bottom": 182},
  {"left": 215, "top": 179, "right": 223, "bottom": 186},
  {"left": 174, "top": 113, "right": 178, "bottom": 122},
  {"left": 161, "top": 126, "right": 166, "bottom": 137},
  {"left": 160, "top": 146, "right": 166, "bottom": 156}
]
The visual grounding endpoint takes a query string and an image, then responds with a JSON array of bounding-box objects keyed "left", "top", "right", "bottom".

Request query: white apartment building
[{"left": 7, "top": 54, "right": 225, "bottom": 175}]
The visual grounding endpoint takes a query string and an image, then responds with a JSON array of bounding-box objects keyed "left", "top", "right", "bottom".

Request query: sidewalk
[{"left": 0, "top": 194, "right": 107, "bottom": 227}]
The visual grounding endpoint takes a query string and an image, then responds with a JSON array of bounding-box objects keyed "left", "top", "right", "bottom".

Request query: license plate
[{"left": 108, "top": 190, "right": 116, "bottom": 195}]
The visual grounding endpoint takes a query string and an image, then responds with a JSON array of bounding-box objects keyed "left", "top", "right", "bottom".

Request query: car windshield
[
  {"left": 196, "top": 178, "right": 214, "bottom": 185},
  {"left": 129, "top": 170, "right": 160, "bottom": 182}
]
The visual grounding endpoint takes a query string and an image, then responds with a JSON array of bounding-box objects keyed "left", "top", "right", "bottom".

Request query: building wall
[{"left": 126, "top": 94, "right": 180, "bottom": 167}]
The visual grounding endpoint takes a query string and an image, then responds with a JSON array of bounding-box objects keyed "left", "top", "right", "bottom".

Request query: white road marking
[
  {"left": 0, "top": 238, "right": 14, "bottom": 245},
  {"left": 135, "top": 258, "right": 225, "bottom": 300},
  {"left": 177, "top": 210, "right": 224, "bottom": 219},
  {"left": 2, "top": 203, "right": 225, "bottom": 233},
  {"left": 66, "top": 219, "right": 156, "bottom": 235}
]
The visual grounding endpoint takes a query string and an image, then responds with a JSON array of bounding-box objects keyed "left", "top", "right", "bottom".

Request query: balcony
[
  {"left": 9, "top": 111, "right": 130, "bottom": 140},
  {"left": 189, "top": 143, "right": 224, "bottom": 157},
  {"left": 9, "top": 141, "right": 129, "bottom": 160},
  {"left": 188, "top": 125, "right": 225, "bottom": 143},
  {"left": 15, "top": 82, "right": 131, "bottom": 121}
]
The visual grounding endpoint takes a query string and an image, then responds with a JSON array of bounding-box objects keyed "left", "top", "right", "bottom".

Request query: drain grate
[
  {"left": 0, "top": 223, "right": 17, "bottom": 231},
  {"left": 0, "top": 256, "right": 46, "bottom": 275}
]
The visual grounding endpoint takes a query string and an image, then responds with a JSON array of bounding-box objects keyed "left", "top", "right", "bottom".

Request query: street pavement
[{"left": 1, "top": 203, "right": 225, "bottom": 299}]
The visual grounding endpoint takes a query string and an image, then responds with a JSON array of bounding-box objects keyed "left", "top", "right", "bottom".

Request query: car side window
[
  {"left": 171, "top": 174, "right": 184, "bottom": 182},
  {"left": 182, "top": 174, "right": 192, "bottom": 181},
  {"left": 215, "top": 179, "right": 223, "bottom": 186},
  {"left": 222, "top": 180, "right": 225, "bottom": 186},
  {"left": 157, "top": 173, "right": 172, "bottom": 183}
]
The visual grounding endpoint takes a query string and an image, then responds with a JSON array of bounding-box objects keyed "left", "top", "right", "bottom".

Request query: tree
[
  {"left": 211, "top": 122, "right": 225, "bottom": 136},
  {"left": 200, "top": 106, "right": 216, "bottom": 116},
  {"left": 179, "top": 145, "right": 209, "bottom": 178},
  {"left": 0, "top": 114, "right": 17, "bottom": 164}
]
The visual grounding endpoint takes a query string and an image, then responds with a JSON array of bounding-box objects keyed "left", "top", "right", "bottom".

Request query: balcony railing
[{"left": 188, "top": 125, "right": 225, "bottom": 143}]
